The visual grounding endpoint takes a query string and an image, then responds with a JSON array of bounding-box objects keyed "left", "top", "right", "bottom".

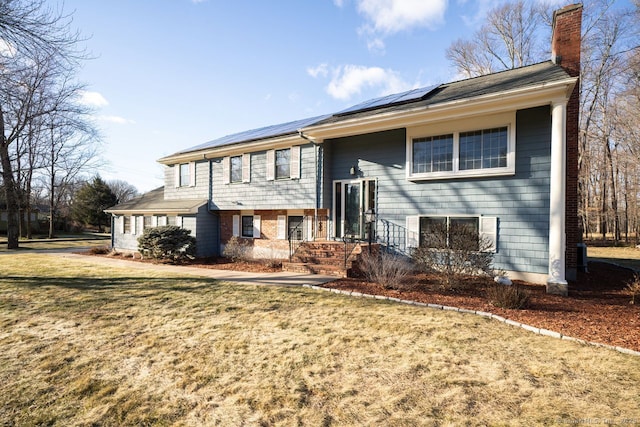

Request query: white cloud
[
  {"left": 326, "top": 65, "right": 410, "bottom": 100},
  {"left": 357, "top": 0, "right": 447, "bottom": 34},
  {"left": 98, "top": 115, "right": 135, "bottom": 125},
  {"left": 307, "top": 63, "right": 329, "bottom": 78},
  {"left": 333, "top": 0, "right": 345, "bottom": 7},
  {"left": 366, "top": 37, "right": 386, "bottom": 54},
  {"left": 79, "top": 90, "right": 109, "bottom": 107}
]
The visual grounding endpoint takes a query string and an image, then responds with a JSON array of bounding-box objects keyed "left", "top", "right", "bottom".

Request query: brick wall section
[
  {"left": 219, "top": 209, "right": 330, "bottom": 259},
  {"left": 552, "top": 4, "right": 582, "bottom": 278}
]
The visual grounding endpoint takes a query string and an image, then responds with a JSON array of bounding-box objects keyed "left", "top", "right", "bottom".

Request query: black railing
[
  {"left": 379, "top": 218, "right": 409, "bottom": 255},
  {"left": 288, "top": 215, "right": 330, "bottom": 261}
]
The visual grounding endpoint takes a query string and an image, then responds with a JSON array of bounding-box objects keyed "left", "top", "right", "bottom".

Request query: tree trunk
[
  {"left": 605, "top": 138, "right": 620, "bottom": 243},
  {"left": 48, "top": 152, "right": 55, "bottom": 239},
  {"left": 0, "top": 107, "right": 19, "bottom": 249}
]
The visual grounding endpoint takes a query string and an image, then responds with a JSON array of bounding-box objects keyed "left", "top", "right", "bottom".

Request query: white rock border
[{"left": 303, "top": 284, "right": 640, "bottom": 358}]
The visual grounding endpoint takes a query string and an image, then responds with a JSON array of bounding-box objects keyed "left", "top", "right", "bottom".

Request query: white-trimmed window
[
  {"left": 266, "top": 146, "right": 301, "bottom": 181},
  {"left": 180, "top": 163, "right": 190, "bottom": 186},
  {"left": 407, "top": 113, "right": 515, "bottom": 180},
  {"left": 123, "top": 216, "right": 131, "bottom": 234},
  {"left": 406, "top": 215, "right": 497, "bottom": 252},
  {"left": 230, "top": 155, "right": 242, "bottom": 183},
  {"left": 232, "top": 214, "right": 261, "bottom": 238},
  {"left": 175, "top": 162, "right": 195, "bottom": 187},
  {"left": 223, "top": 153, "right": 250, "bottom": 184}
]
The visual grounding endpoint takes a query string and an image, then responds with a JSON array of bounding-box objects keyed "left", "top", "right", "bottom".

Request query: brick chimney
[
  {"left": 551, "top": 4, "right": 582, "bottom": 77},
  {"left": 553, "top": 4, "right": 583, "bottom": 283}
]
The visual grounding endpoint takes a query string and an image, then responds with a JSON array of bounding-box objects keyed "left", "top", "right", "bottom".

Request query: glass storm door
[{"left": 334, "top": 179, "right": 376, "bottom": 239}]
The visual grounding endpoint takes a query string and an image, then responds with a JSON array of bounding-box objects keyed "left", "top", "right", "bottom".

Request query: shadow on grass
[{"left": 1, "top": 276, "right": 220, "bottom": 293}]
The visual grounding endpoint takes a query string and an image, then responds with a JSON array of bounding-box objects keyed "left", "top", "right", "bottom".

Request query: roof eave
[
  {"left": 105, "top": 201, "right": 207, "bottom": 215},
  {"left": 157, "top": 133, "right": 309, "bottom": 165},
  {"left": 302, "top": 77, "right": 578, "bottom": 140}
]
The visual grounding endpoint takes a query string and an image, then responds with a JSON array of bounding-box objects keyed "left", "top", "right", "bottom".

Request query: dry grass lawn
[
  {"left": 588, "top": 245, "right": 640, "bottom": 271},
  {"left": 1, "top": 254, "right": 639, "bottom": 426}
]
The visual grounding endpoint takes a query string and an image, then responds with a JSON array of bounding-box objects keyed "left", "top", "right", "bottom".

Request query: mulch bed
[{"left": 89, "top": 252, "right": 640, "bottom": 352}]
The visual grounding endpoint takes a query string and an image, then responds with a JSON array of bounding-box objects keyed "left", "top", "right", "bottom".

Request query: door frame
[{"left": 332, "top": 178, "right": 377, "bottom": 240}]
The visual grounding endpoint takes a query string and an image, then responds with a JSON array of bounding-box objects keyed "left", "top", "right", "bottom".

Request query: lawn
[
  {"left": 1, "top": 254, "right": 639, "bottom": 425},
  {"left": 588, "top": 245, "right": 640, "bottom": 271},
  {"left": 0, "top": 235, "right": 110, "bottom": 252}
]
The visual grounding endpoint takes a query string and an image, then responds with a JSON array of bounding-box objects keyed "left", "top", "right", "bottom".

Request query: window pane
[
  {"left": 143, "top": 216, "right": 152, "bottom": 229},
  {"left": 167, "top": 216, "right": 176, "bottom": 226},
  {"left": 460, "top": 127, "right": 507, "bottom": 171},
  {"left": 288, "top": 216, "right": 304, "bottom": 240},
  {"left": 230, "top": 155, "right": 242, "bottom": 183},
  {"left": 241, "top": 215, "right": 253, "bottom": 238},
  {"left": 275, "top": 148, "right": 290, "bottom": 179},
  {"left": 123, "top": 216, "right": 131, "bottom": 234},
  {"left": 412, "top": 135, "right": 453, "bottom": 174},
  {"left": 449, "top": 217, "right": 479, "bottom": 250},
  {"left": 419, "top": 217, "right": 447, "bottom": 248},
  {"left": 180, "top": 163, "right": 190, "bottom": 186}
]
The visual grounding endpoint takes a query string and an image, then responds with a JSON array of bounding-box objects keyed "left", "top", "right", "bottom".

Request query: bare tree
[
  {"left": 0, "top": 0, "right": 88, "bottom": 248},
  {"left": 107, "top": 179, "right": 139, "bottom": 204},
  {"left": 446, "top": 0, "right": 547, "bottom": 78}
]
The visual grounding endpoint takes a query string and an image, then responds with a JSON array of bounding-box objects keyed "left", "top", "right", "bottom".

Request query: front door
[{"left": 333, "top": 179, "right": 376, "bottom": 239}]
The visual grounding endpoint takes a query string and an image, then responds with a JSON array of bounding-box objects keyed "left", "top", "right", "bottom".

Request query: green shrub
[{"left": 137, "top": 225, "right": 196, "bottom": 262}]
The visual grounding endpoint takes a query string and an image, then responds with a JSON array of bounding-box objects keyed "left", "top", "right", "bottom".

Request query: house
[{"left": 106, "top": 4, "right": 582, "bottom": 295}]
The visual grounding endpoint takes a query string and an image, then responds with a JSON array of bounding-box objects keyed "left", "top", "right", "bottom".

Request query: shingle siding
[
  {"left": 210, "top": 143, "right": 318, "bottom": 210},
  {"left": 325, "top": 106, "right": 552, "bottom": 275},
  {"left": 111, "top": 208, "right": 219, "bottom": 257},
  {"left": 164, "top": 161, "right": 209, "bottom": 200}
]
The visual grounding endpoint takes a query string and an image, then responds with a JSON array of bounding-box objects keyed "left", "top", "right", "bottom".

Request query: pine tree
[{"left": 72, "top": 176, "right": 117, "bottom": 232}]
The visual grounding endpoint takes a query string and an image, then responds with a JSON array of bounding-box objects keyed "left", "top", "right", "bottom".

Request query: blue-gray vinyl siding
[
  {"left": 111, "top": 207, "right": 219, "bottom": 257},
  {"left": 325, "top": 106, "right": 551, "bottom": 275},
  {"left": 164, "top": 161, "right": 210, "bottom": 200},
  {"left": 209, "top": 143, "right": 319, "bottom": 210}
]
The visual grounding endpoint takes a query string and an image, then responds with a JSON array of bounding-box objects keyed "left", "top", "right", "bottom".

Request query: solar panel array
[
  {"left": 336, "top": 84, "right": 440, "bottom": 116},
  {"left": 179, "top": 114, "right": 331, "bottom": 154},
  {"left": 176, "top": 83, "right": 441, "bottom": 154}
]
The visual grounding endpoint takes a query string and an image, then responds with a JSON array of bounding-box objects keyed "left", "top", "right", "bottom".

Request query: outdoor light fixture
[
  {"left": 349, "top": 166, "right": 356, "bottom": 176},
  {"left": 364, "top": 209, "right": 375, "bottom": 254}
]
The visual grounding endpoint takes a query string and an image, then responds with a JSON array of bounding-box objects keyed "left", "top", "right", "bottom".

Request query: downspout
[
  {"left": 298, "top": 131, "right": 320, "bottom": 240},
  {"left": 206, "top": 154, "right": 221, "bottom": 256}
]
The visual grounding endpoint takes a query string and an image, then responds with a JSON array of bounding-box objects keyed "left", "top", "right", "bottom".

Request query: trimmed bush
[
  {"left": 137, "top": 225, "right": 196, "bottom": 262},
  {"left": 222, "top": 236, "right": 250, "bottom": 262},
  {"left": 487, "top": 283, "right": 530, "bottom": 309},
  {"left": 412, "top": 221, "right": 494, "bottom": 289},
  {"left": 358, "top": 250, "right": 413, "bottom": 290}
]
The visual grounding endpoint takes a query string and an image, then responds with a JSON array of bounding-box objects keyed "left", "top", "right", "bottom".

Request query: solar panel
[
  {"left": 336, "top": 83, "right": 440, "bottom": 116},
  {"left": 177, "top": 114, "right": 331, "bottom": 154}
]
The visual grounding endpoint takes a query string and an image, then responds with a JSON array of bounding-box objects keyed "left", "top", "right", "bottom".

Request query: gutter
[{"left": 301, "top": 77, "right": 578, "bottom": 140}]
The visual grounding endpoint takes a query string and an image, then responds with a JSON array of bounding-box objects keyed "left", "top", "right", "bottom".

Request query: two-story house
[{"left": 107, "top": 4, "right": 582, "bottom": 295}]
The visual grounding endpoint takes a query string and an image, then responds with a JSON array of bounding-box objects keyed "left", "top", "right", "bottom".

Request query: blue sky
[{"left": 58, "top": 0, "right": 575, "bottom": 192}]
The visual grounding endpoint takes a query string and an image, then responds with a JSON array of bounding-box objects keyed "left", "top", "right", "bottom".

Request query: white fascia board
[
  {"left": 302, "top": 78, "right": 577, "bottom": 140},
  {"left": 105, "top": 203, "right": 207, "bottom": 215},
  {"left": 157, "top": 134, "right": 308, "bottom": 165}
]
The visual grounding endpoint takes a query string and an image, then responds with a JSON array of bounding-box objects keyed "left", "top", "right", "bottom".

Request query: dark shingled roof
[
  {"left": 172, "top": 114, "right": 331, "bottom": 156},
  {"left": 105, "top": 187, "right": 207, "bottom": 213},
  {"left": 312, "top": 61, "right": 570, "bottom": 126},
  {"left": 167, "top": 61, "right": 570, "bottom": 157}
]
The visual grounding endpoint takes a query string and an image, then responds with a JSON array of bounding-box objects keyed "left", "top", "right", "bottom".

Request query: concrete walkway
[{"left": 52, "top": 252, "right": 337, "bottom": 287}]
